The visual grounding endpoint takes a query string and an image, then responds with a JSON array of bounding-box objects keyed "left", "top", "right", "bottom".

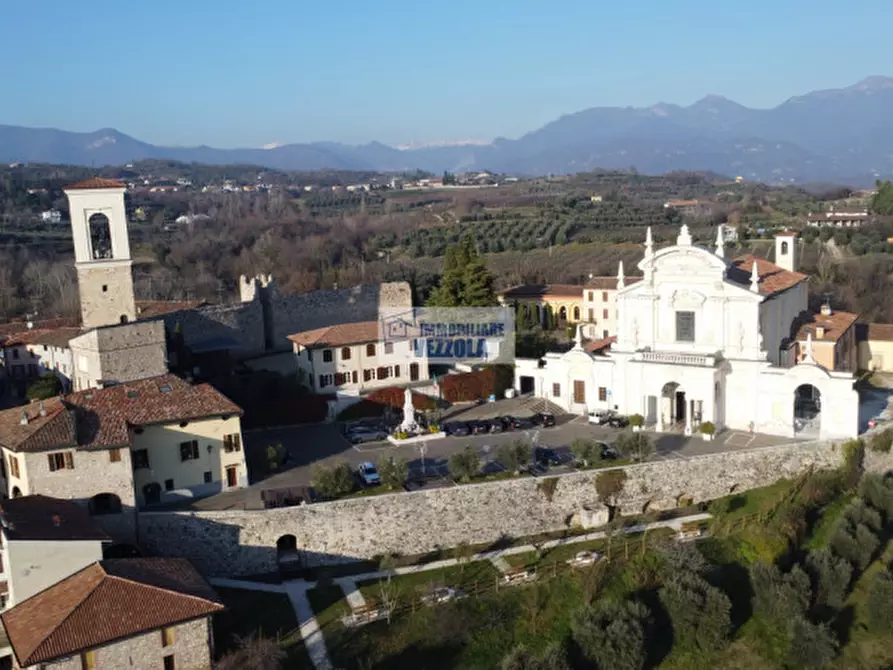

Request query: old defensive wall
[{"left": 136, "top": 439, "right": 887, "bottom": 578}]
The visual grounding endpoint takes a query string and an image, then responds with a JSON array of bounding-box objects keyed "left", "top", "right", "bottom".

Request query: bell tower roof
[{"left": 64, "top": 178, "right": 126, "bottom": 191}]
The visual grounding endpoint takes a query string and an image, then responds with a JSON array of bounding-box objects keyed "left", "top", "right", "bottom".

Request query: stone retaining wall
[{"left": 139, "top": 440, "right": 842, "bottom": 577}]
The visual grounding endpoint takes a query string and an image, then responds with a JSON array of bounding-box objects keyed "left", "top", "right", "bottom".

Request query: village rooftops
[
  {"left": 288, "top": 321, "right": 381, "bottom": 348},
  {"left": 1, "top": 326, "right": 82, "bottom": 349},
  {"left": 793, "top": 309, "right": 859, "bottom": 343},
  {"left": 861, "top": 323, "right": 893, "bottom": 342},
  {"left": 0, "top": 495, "right": 110, "bottom": 542},
  {"left": 584, "top": 336, "right": 616, "bottom": 354},
  {"left": 63, "top": 178, "right": 126, "bottom": 191},
  {"left": 498, "top": 284, "right": 584, "bottom": 299},
  {"left": 727, "top": 255, "right": 808, "bottom": 297},
  {"left": 0, "top": 373, "right": 242, "bottom": 452},
  {"left": 1, "top": 558, "right": 224, "bottom": 668}
]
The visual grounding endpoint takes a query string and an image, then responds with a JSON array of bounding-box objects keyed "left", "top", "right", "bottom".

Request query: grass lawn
[
  {"left": 213, "top": 587, "right": 313, "bottom": 669},
  {"left": 804, "top": 493, "right": 853, "bottom": 550},
  {"left": 356, "top": 560, "right": 500, "bottom": 603}
]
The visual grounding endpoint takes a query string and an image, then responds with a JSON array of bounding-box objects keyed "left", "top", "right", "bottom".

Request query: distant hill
[{"left": 3, "top": 76, "right": 893, "bottom": 184}]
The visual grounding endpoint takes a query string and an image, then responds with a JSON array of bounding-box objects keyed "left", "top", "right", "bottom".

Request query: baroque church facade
[{"left": 516, "top": 225, "right": 859, "bottom": 440}]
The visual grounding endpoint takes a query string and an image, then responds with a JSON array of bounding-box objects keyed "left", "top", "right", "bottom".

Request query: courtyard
[{"left": 189, "top": 395, "right": 799, "bottom": 511}]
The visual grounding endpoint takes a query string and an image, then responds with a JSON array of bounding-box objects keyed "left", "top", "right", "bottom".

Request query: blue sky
[{"left": 3, "top": 0, "right": 891, "bottom": 148}]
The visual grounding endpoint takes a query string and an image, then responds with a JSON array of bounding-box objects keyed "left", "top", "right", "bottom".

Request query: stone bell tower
[{"left": 63, "top": 178, "right": 136, "bottom": 329}]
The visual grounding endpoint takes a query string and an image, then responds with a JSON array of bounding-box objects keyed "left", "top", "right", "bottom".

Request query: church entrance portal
[
  {"left": 661, "top": 382, "right": 686, "bottom": 430},
  {"left": 794, "top": 384, "right": 821, "bottom": 436}
]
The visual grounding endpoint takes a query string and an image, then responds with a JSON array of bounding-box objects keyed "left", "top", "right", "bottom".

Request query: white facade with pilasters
[{"left": 515, "top": 226, "right": 859, "bottom": 440}]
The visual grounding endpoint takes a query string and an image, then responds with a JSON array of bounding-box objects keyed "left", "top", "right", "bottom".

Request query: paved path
[
  {"left": 210, "top": 577, "right": 333, "bottom": 670},
  {"left": 335, "top": 576, "right": 367, "bottom": 610},
  {"left": 489, "top": 555, "right": 513, "bottom": 574}
]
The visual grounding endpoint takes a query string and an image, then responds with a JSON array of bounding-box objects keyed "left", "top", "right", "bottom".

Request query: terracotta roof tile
[
  {"left": 584, "top": 336, "right": 616, "bottom": 353},
  {"left": 498, "top": 284, "right": 584, "bottom": 299},
  {"left": 64, "top": 178, "right": 126, "bottom": 191},
  {"left": 1, "top": 558, "right": 224, "bottom": 667},
  {"left": 793, "top": 309, "right": 859, "bottom": 343},
  {"left": 728, "top": 255, "right": 808, "bottom": 297},
  {"left": 0, "top": 398, "right": 76, "bottom": 453},
  {"left": 0, "top": 374, "right": 242, "bottom": 452},
  {"left": 135, "top": 300, "right": 205, "bottom": 319},
  {"left": 288, "top": 321, "right": 380, "bottom": 348},
  {"left": 2, "top": 327, "right": 81, "bottom": 348},
  {"left": 0, "top": 495, "right": 109, "bottom": 542},
  {"left": 0, "top": 317, "right": 80, "bottom": 340},
  {"left": 65, "top": 374, "right": 242, "bottom": 448},
  {"left": 865, "top": 323, "right": 893, "bottom": 342}
]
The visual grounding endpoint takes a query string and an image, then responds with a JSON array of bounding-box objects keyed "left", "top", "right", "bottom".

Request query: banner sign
[{"left": 379, "top": 306, "right": 515, "bottom": 365}]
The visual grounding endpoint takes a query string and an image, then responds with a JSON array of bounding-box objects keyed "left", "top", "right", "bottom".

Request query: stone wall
[
  {"left": 75, "top": 262, "right": 137, "bottom": 330},
  {"left": 139, "top": 440, "right": 841, "bottom": 577},
  {"left": 37, "top": 617, "right": 212, "bottom": 670},
  {"left": 155, "top": 300, "right": 267, "bottom": 357}
]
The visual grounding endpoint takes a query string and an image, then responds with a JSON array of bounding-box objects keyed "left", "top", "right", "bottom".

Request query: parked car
[
  {"left": 470, "top": 420, "right": 491, "bottom": 435},
  {"left": 588, "top": 410, "right": 616, "bottom": 425},
  {"left": 443, "top": 421, "right": 470, "bottom": 436},
  {"left": 606, "top": 415, "right": 629, "bottom": 428},
  {"left": 598, "top": 442, "right": 618, "bottom": 460},
  {"left": 349, "top": 428, "right": 387, "bottom": 444},
  {"left": 507, "top": 415, "right": 534, "bottom": 430},
  {"left": 534, "top": 446, "right": 562, "bottom": 467},
  {"left": 489, "top": 419, "right": 506, "bottom": 433},
  {"left": 356, "top": 462, "right": 381, "bottom": 487},
  {"left": 533, "top": 412, "right": 556, "bottom": 427},
  {"left": 493, "top": 416, "right": 512, "bottom": 431}
]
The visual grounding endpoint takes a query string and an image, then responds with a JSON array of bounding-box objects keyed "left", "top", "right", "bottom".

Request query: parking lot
[{"left": 190, "top": 397, "right": 797, "bottom": 511}]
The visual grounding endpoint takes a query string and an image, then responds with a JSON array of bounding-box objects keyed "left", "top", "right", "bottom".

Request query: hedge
[{"left": 441, "top": 365, "right": 513, "bottom": 402}]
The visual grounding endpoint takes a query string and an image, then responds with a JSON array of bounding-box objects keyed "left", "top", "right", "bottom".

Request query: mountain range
[{"left": 3, "top": 76, "right": 893, "bottom": 184}]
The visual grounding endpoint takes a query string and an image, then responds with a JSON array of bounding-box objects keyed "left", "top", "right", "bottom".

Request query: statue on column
[{"left": 399, "top": 387, "right": 418, "bottom": 433}]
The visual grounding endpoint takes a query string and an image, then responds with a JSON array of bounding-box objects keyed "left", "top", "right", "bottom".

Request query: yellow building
[
  {"left": 497, "top": 284, "right": 585, "bottom": 326},
  {"left": 0, "top": 373, "right": 247, "bottom": 513},
  {"left": 790, "top": 305, "right": 859, "bottom": 372},
  {"left": 858, "top": 323, "right": 893, "bottom": 372}
]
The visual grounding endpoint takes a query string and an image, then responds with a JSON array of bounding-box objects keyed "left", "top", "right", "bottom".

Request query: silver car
[{"left": 349, "top": 428, "right": 387, "bottom": 444}]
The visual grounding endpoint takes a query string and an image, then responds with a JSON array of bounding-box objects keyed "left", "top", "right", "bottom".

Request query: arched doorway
[
  {"left": 661, "top": 382, "right": 686, "bottom": 428},
  {"left": 558, "top": 306, "right": 568, "bottom": 325},
  {"left": 794, "top": 384, "right": 821, "bottom": 436},
  {"left": 88, "top": 213, "right": 113, "bottom": 260},
  {"left": 276, "top": 534, "right": 301, "bottom": 576},
  {"left": 89, "top": 493, "right": 122, "bottom": 515},
  {"left": 142, "top": 482, "right": 162, "bottom": 506},
  {"left": 573, "top": 306, "right": 581, "bottom": 322},
  {"left": 11, "top": 487, "right": 22, "bottom": 498}
]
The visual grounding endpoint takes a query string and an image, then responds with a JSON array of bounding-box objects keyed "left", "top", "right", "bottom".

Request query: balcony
[{"left": 639, "top": 351, "right": 716, "bottom": 367}]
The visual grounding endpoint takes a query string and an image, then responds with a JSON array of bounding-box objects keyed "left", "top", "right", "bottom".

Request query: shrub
[
  {"left": 571, "top": 600, "right": 650, "bottom": 670},
  {"left": 629, "top": 413, "right": 644, "bottom": 428},
  {"left": 596, "top": 470, "right": 629, "bottom": 510},
  {"left": 866, "top": 570, "right": 893, "bottom": 632},
  {"left": 841, "top": 439, "right": 865, "bottom": 489},
  {"left": 214, "top": 632, "right": 286, "bottom": 670},
  {"left": 496, "top": 440, "right": 531, "bottom": 473},
  {"left": 830, "top": 521, "right": 878, "bottom": 571},
  {"left": 571, "top": 438, "right": 597, "bottom": 466},
  {"left": 804, "top": 548, "right": 852, "bottom": 611},
  {"left": 265, "top": 443, "right": 286, "bottom": 473},
  {"left": 843, "top": 500, "right": 883, "bottom": 532},
  {"left": 377, "top": 457, "right": 409, "bottom": 490},
  {"left": 616, "top": 432, "right": 654, "bottom": 462},
  {"left": 501, "top": 643, "right": 570, "bottom": 670},
  {"left": 870, "top": 428, "right": 893, "bottom": 453},
  {"left": 659, "top": 571, "right": 731, "bottom": 651},
  {"left": 310, "top": 461, "right": 354, "bottom": 500},
  {"left": 750, "top": 561, "right": 811, "bottom": 623},
  {"left": 26, "top": 374, "right": 62, "bottom": 401},
  {"left": 859, "top": 473, "right": 893, "bottom": 521},
  {"left": 449, "top": 446, "right": 481, "bottom": 482},
  {"left": 699, "top": 421, "right": 716, "bottom": 436},
  {"left": 786, "top": 616, "right": 839, "bottom": 669}
]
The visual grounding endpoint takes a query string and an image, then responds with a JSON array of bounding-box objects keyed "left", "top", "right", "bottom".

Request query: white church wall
[{"left": 760, "top": 283, "right": 808, "bottom": 365}]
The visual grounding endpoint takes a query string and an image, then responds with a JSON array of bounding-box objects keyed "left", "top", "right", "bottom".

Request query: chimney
[
  {"left": 38, "top": 401, "right": 47, "bottom": 417},
  {"left": 19, "top": 410, "right": 28, "bottom": 425},
  {"left": 821, "top": 302, "right": 832, "bottom": 317},
  {"left": 815, "top": 326, "right": 825, "bottom": 339}
]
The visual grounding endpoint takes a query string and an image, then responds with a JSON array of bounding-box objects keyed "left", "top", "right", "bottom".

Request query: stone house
[
  {"left": 0, "top": 328, "right": 80, "bottom": 396},
  {"left": 0, "top": 495, "right": 110, "bottom": 613},
  {"left": 0, "top": 373, "right": 247, "bottom": 524},
  {"left": 1, "top": 557, "right": 224, "bottom": 670},
  {"left": 289, "top": 321, "right": 429, "bottom": 395},
  {"left": 790, "top": 304, "right": 859, "bottom": 372}
]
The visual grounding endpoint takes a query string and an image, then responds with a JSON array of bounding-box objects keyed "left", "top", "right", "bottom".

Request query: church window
[
  {"left": 552, "top": 383, "right": 561, "bottom": 397},
  {"left": 602, "top": 292, "right": 608, "bottom": 301},
  {"left": 573, "top": 306, "right": 580, "bottom": 321},
  {"left": 675, "top": 311, "right": 695, "bottom": 342}
]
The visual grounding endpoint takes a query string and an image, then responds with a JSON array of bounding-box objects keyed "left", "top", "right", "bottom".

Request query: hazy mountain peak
[{"left": 849, "top": 75, "right": 893, "bottom": 91}]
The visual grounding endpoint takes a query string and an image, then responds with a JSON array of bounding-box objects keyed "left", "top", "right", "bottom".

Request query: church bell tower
[{"left": 63, "top": 178, "right": 136, "bottom": 329}]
